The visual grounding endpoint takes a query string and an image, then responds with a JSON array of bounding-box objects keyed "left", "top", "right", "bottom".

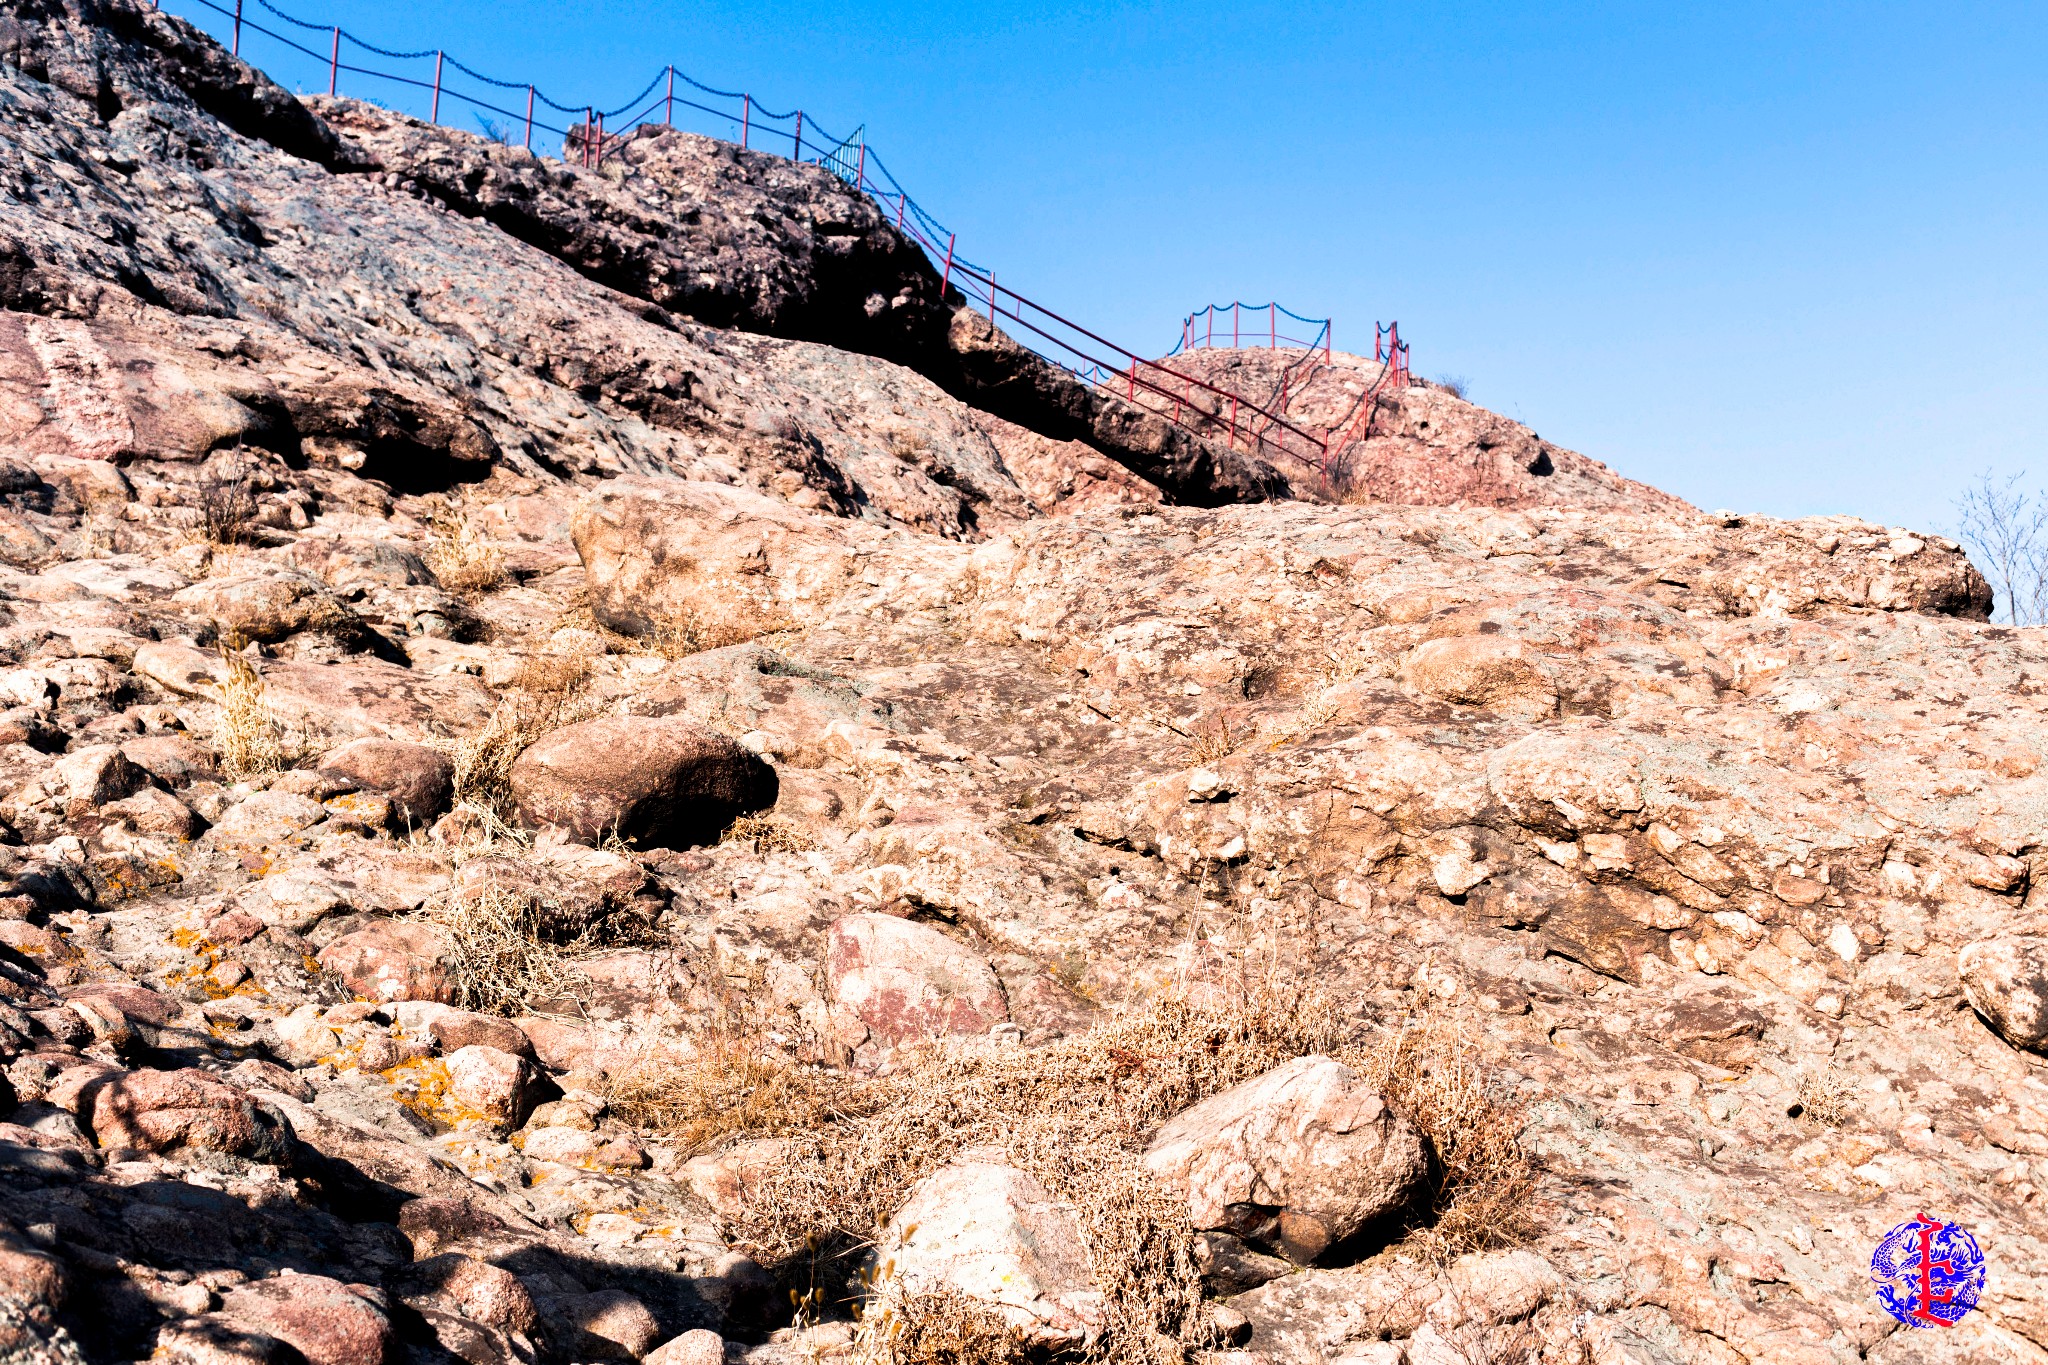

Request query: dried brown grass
[
  {"left": 1185, "top": 715, "right": 1250, "bottom": 765},
  {"left": 618, "top": 979, "right": 1344, "bottom": 1365},
  {"left": 640, "top": 597, "right": 791, "bottom": 659},
  {"left": 212, "top": 647, "right": 291, "bottom": 779},
  {"left": 445, "top": 688, "right": 606, "bottom": 818},
  {"left": 1356, "top": 1012, "right": 1541, "bottom": 1264},
  {"left": 721, "top": 813, "right": 817, "bottom": 855},
  {"left": 427, "top": 883, "right": 580, "bottom": 1016},
  {"left": 508, "top": 649, "right": 595, "bottom": 696},
  {"left": 620, "top": 970, "right": 1537, "bottom": 1364},
  {"left": 425, "top": 508, "right": 506, "bottom": 597},
  {"left": 553, "top": 590, "right": 791, "bottom": 662},
  {"left": 854, "top": 1287, "right": 1036, "bottom": 1365},
  {"left": 1794, "top": 1066, "right": 1853, "bottom": 1127}
]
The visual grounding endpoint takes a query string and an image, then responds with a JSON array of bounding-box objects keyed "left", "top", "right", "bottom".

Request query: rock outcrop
[
  {"left": 869, "top": 1157, "right": 1104, "bottom": 1348},
  {"left": 1142, "top": 1056, "right": 1427, "bottom": 1262},
  {"left": 0, "top": 4, "right": 2042, "bottom": 1365},
  {"left": 508, "top": 715, "right": 777, "bottom": 847}
]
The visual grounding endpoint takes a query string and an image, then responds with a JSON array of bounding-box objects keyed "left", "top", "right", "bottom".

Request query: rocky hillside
[
  {"left": 1145, "top": 347, "right": 1691, "bottom": 513},
  {"left": 2, "top": 5, "right": 2047, "bottom": 1365}
]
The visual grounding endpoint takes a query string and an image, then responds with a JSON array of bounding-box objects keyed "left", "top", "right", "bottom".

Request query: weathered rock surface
[
  {"left": 508, "top": 714, "right": 776, "bottom": 847},
  {"left": 826, "top": 912, "right": 1010, "bottom": 1051},
  {"left": 316, "top": 921, "right": 456, "bottom": 1003},
  {"left": 1142, "top": 1055, "right": 1427, "bottom": 1262},
  {"left": 315, "top": 737, "right": 454, "bottom": 824},
  {"left": 871, "top": 1157, "right": 1103, "bottom": 1348},
  {"left": 0, "top": 5, "right": 2041, "bottom": 1365},
  {"left": 1138, "top": 345, "right": 1694, "bottom": 512},
  {"left": 1961, "top": 936, "right": 2048, "bottom": 1054}
]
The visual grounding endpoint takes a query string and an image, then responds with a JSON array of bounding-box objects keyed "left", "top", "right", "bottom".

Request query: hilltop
[{"left": 0, "top": 6, "right": 2044, "bottom": 1365}]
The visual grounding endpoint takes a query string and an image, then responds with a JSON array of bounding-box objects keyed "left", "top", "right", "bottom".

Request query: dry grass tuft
[
  {"left": 198, "top": 469, "right": 260, "bottom": 548},
  {"left": 427, "top": 882, "right": 579, "bottom": 1016},
  {"left": 1794, "top": 1066, "right": 1853, "bottom": 1127},
  {"left": 1357, "top": 1011, "right": 1541, "bottom": 1264},
  {"left": 721, "top": 813, "right": 816, "bottom": 855},
  {"left": 640, "top": 598, "right": 790, "bottom": 660},
  {"left": 552, "top": 590, "right": 791, "bottom": 663},
  {"left": 1186, "top": 715, "right": 1250, "bottom": 764},
  {"left": 616, "top": 968, "right": 1538, "bottom": 1365},
  {"left": 620, "top": 979, "right": 1344, "bottom": 1365},
  {"left": 212, "top": 647, "right": 291, "bottom": 779},
  {"left": 854, "top": 1287, "right": 1034, "bottom": 1365},
  {"left": 444, "top": 689, "right": 607, "bottom": 819},
  {"left": 425, "top": 508, "right": 506, "bottom": 597},
  {"left": 508, "top": 649, "right": 595, "bottom": 696}
]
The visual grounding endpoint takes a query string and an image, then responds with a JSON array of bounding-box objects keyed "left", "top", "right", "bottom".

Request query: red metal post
[
  {"left": 741, "top": 95, "right": 750, "bottom": 149},
  {"left": 896, "top": 193, "right": 906, "bottom": 229},
  {"left": 1127, "top": 362, "right": 1135, "bottom": 401},
  {"left": 1229, "top": 395, "right": 1238, "bottom": 447},
  {"left": 665, "top": 67, "right": 674, "bottom": 126},
  {"left": 1233, "top": 302, "right": 1239, "bottom": 348},
  {"left": 855, "top": 141, "right": 866, "bottom": 190},
  {"left": 232, "top": 0, "right": 242, "bottom": 56},
  {"left": 582, "top": 108, "right": 592, "bottom": 167},
  {"left": 793, "top": 110, "right": 803, "bottom": 159},
  {"left": 940, "top": 233, "right": 955, "bottom": 298},
  {"left": 1270, "top": 305, "right": 1276, "bottom": 349},
  {"left": 430, "top": 51, "right": 443, "bottom": 125},
  {"left": 987, "top": 272, "right": 997, "bottom": 324},
  {"left": 327, "top": 26, "right": 339, "bottom": 96},
  {"left": 1206, "top": 309, "right": 1213, "bottom": 348},
  {"left": 523, "top": 86, "right": 533, "bottom": 150},
  {"left": 596, "top": 112, "right": 605, "bottom": 166},
  {"left": 1325, "top": 322, "right": 1331, "bottom": 363}
]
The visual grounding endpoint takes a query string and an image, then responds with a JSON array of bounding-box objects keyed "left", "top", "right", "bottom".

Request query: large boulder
[
  {"left": 84, "top": 1067, "right": 293, "bottom": 1162},
  {"left": 561, "top": 1289, "right": 661, "bottom": 1361},
  {"left": 508, "top": 714, "right": 776, "bottom": 847},
  {"left": 827, "top": 913, "right": 1010, "bottom": 1049},
  {"left": 1141, "top": 1055, "right": 1427, "bottom": 1263},
  {"left": 317, "top": 921, "right": 457, "bottom": 1004},
  {"left": 317, "top": 738, "right": 455, "bottom": 824},
  {"left": 170, "top": 571, "right": 374, "bottom": 648},
  {"left": 871, "top": 1157, "right": 1103, "bottom": 1349},
  {"left": 1960, "top": 936, "right": 2048, "bottom": 1053},
  {"left": 390, "top": 1253, "right": 540, "bottom": 1338},
  {"left": 216, "top": 1275, "right": 394, "bottom": 1365},
  {"left": 444, "top": 1044, "right": 537, "bottom": 1130}
]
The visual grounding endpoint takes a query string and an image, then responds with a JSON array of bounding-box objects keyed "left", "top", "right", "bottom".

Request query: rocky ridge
[
  {"left": 0, "top": 5, "right": 2044, "bottom": 1365},
  {"left": 1142, "top": 347, "right": 1691, "bottom": 513}
]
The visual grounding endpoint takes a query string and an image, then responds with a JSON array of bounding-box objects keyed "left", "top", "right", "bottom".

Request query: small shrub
[
  {"left": 721, "top": 813, "right": 816, "bottom": 855},
  {"left": 1357, "top": 1011, "right": 1540, "bottom": 1263},
  {"left": 212, "top": 647, "right": 289, "bottom": 779},
  {"left": 198, "top": 473, "right": 259, "bottom": 548},
  {"left": 425, "top": 508, "right": 505, "bottom": 597},
  {"left": 427, "top": 883, "right": 578, "bottom": 1016},
  {"left": 445, "top": 689, "right": 605, "bottom": 818},
  {"left": 1794, "top": 1066, "right": 1853, "bottom": 1127},
  {"left": 1434, "top": 374, "right": 1469, "bottom": 401}
]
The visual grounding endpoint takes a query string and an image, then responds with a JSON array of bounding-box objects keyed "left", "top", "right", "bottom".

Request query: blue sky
[{"left": 163, "top": 0, "right": 2048, "bottom": 531}]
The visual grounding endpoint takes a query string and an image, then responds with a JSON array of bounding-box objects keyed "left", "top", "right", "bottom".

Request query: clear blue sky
[{"left": 164, "top": 0, "right": 2048, "bottom": 531}]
